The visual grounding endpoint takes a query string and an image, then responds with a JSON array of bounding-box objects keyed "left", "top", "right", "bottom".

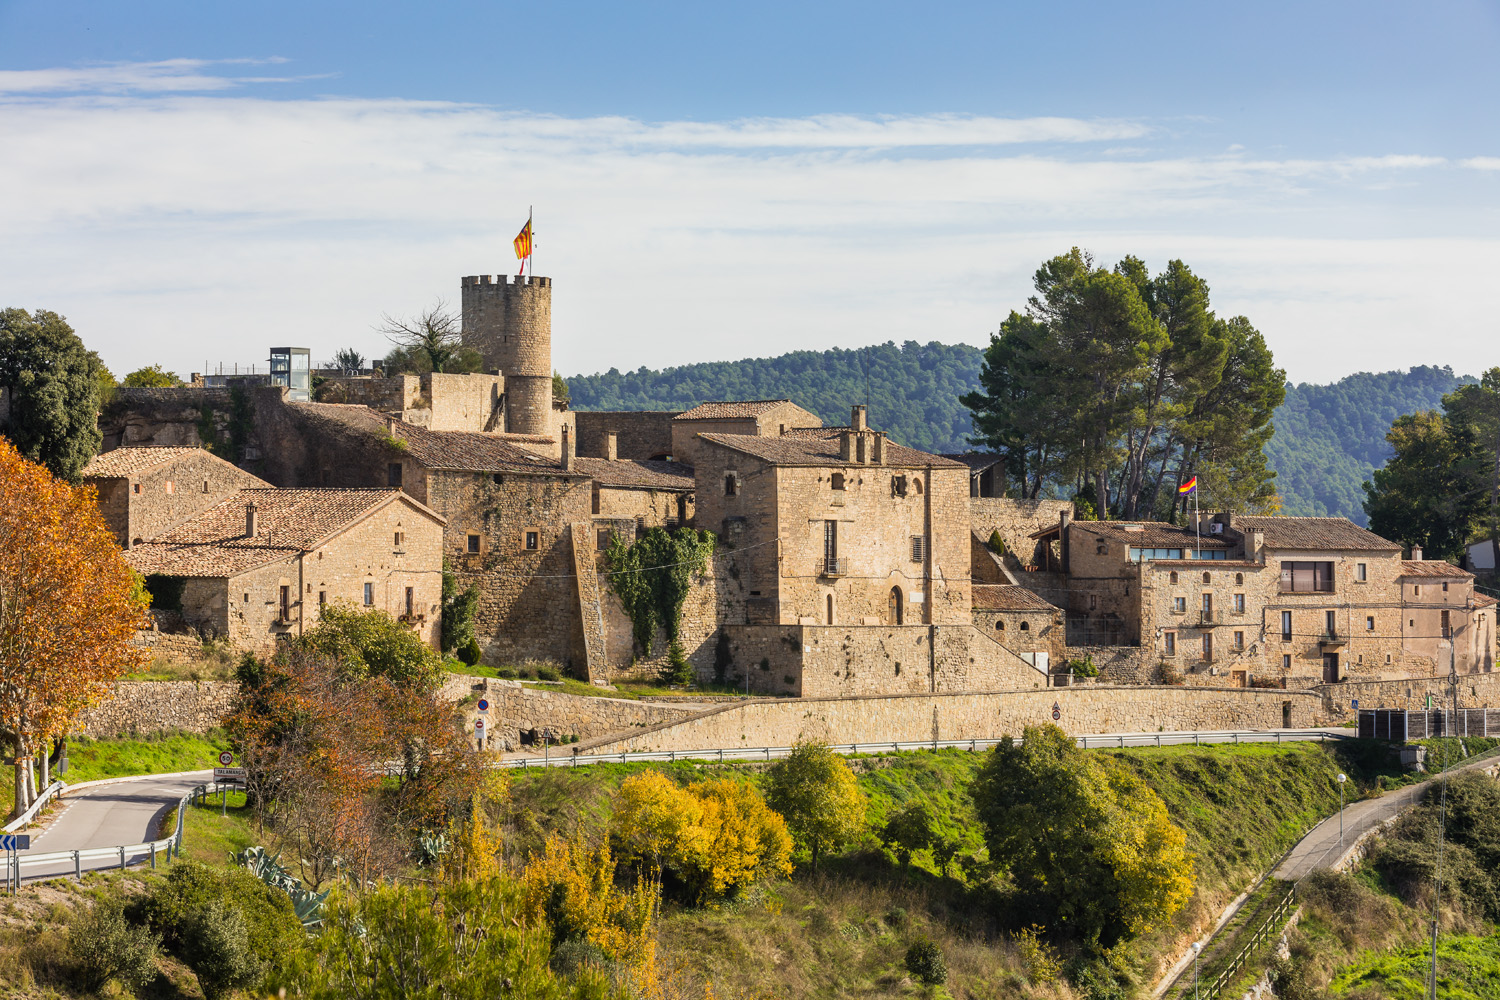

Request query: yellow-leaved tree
[
  {"left": 0, "top": 436, "right": 148, "bottom": 818},
  {"left": 612, "top": 770, "right": 792, "bottom": 904}
]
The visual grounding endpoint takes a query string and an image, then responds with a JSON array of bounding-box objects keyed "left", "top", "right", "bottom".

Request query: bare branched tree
[{"left": 379, "top": 302, "right": 464, "bottom": 374}]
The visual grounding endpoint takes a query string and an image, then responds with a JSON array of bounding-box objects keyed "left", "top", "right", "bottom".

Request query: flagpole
[
  {"left": 529, "top": 205, "right": 534, "bottom": 280},
  {"left": 1194, "top": 482, "right": 1200, "bottom": 559}
]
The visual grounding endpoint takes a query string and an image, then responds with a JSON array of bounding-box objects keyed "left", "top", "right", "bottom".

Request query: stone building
[
  {"left": 970, "top": 584, "right": 1063, "bottom": 670},
  {"left": 1016, "top": 510, "right": 1495, "bottom": 687},
  {"left": 670, "top": 399, "right": 822, "bottom": 468},
  {"left": 81, "top": 447, "right": 271, "bottom": 548},
  {"left": 123, "top": 487, "right": 446, "bottom": 650}
]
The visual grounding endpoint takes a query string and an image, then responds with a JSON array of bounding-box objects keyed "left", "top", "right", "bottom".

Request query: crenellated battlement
[{"left": 461, "top": 274, "right": 553, "bottom": 289}]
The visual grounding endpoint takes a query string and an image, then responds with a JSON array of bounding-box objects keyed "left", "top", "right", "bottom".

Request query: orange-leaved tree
[{"left": 0, "top": 436, "right": 148, "bottom": 818}]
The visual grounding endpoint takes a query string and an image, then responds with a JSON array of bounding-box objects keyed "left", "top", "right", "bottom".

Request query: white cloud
[
  {"left": 1461, "top": 156, "right": 1500, "bottom": 171},
  {"left": 0, "top": 70, "right": 1495, "bottom": 384},
  {"left": 0, "top": 58, "right": 318, "bottom": 95}
]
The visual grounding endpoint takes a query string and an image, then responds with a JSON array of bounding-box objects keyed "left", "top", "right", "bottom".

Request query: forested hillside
[
  {"left": 1267, "top": 366, "right": 1475, "bottom": 524},
  {"left": 567, "top": 349, "right": 1475, "bottom": 525}
]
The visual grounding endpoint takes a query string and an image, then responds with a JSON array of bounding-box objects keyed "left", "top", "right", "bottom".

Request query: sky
[{"left": 1, "top": 1, "right": 1498, "bottom": 384}]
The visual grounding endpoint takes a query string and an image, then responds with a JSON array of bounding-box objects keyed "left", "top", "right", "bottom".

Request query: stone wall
[
  {"left": 1313, "top": 670, "right": 1500, "bottom": 718},
  {"left": 1064, "top": 644, "right": 1155, "bottom": 684},
  {"left": 438, "top": 675, "right": 699, "bottom": 746},
  {"left": 575, "top": 411, "right": 678, "bottom": 460},
  {"left": 970, "top": 498, "right": 1073, "bottom": 568},
  {"left": 576, "top": 685, "right": 1323, "bottom": 754},
  {"left": 77, "top": 681, "right": 238, "bottom": 737},
  {"left": 131, "top": 629, "right": 207, "bottom": 661}
]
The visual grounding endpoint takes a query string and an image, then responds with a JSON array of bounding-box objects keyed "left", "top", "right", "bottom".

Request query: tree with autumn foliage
[
  {"left": 0, "top": 436, "right": 149, "bottom": 818},
  {"left": 226, "top": 648, "right": 481, "bottom": 887}
]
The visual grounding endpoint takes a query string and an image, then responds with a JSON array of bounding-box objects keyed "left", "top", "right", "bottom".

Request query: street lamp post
[
  {"left": 1192, "top": 940, "right": 1203, "bottom": 999},
  {"left": 1337, "top": 772, "right": 1348, "bottom": 845}
]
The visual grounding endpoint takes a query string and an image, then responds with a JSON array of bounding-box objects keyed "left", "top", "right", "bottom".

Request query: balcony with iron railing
[
  {"left": 821, "top": 556, "right": 849, "bottom": 578},
  {"left": 1318, "top": 630, "right": 1345, "bottom": 648}
]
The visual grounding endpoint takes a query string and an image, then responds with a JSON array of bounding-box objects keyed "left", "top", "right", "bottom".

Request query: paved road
[
  {"left": 1275, "top": 749, "right": 1500, "bottom": 880},
  {"left": 17, "top": 772, "right": 210, "bottom": 882}
]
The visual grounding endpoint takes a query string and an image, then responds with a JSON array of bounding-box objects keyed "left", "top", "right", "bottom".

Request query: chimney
[
  {"left": 561, "top": 424, "right": 573, "bottom": 471},
  {"left": 1411, "top": 544, "right": 1423, "bottom": 561},
  {"left": 245, "top": 502, "right": 258, "bottom": 539},
  {"left": 1250, "top": 531, "right": 1265, "bottom": 563},
  {"left": 605, "top": 431, "right": 618, "bottom": 462},
  {"left": 872, "top": 432, "right": 885, "bottom": 465},
  {"left": 851, "top": 405, "right": 867, "bottom": 431},
  {"left": 840, "top": 430, "right": 855, "bottom": 462},
  {"left": 1059, "top": 507, "right": 1072, "bottom": 574}
]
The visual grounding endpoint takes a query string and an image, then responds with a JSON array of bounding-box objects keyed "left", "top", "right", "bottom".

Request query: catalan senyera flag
[
  {"left": 513, "top": 217, "right": 533, "bottom": 274},
  {"left": 1178, "top": 476, "right": 1198, "bottom": 495}
]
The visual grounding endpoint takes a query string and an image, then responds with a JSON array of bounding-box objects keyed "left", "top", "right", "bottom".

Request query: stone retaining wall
[
  {"left": 439, "top": 675, "right": 699, "bottom": 748},
  {"left": 76, "top": 681, "right": 239, "bottom": 737},
  {"left": 576, "top": 685, "right": 1323, "bottom": 754},
  {"left": 1313, "top": 670, "right": 1500, "bottom": 717}
]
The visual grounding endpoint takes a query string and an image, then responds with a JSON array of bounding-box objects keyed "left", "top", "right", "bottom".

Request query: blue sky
[{"left": 2, "top": 0, "right": 1497, "bottom": 381}]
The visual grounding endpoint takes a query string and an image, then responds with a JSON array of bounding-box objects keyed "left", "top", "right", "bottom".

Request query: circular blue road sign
[{"left": 478, "top": 699, "right": 489, "bottom": 712}]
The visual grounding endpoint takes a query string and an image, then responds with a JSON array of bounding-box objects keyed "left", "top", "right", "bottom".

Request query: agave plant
[
  {"left": 415, "top": 831, "right": 450, "bottom": 866},
  {"left": 232, "top": 845, "right": 330, "bottom": 928}
]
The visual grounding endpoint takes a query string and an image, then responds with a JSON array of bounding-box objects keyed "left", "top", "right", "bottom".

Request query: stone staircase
[{"left": 569, "top": 522, "right": 608, "bottom": 683}]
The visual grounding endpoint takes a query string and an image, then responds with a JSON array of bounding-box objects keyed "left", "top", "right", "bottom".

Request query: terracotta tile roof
[
  {"left": 1474, "top": 593, "right": 1497, "bottom": 608},
  {"left": 1235, "top": 516, "right": 1401, "bottom": 552},
  {"left": 82, "top": 447, "right": 208, "bottom": 478},
  {"left": 125, "top": 488, "right": 439, "bottom": 577},
  {"left": 972, "top": 584, "right": 1060, "bottom": 612},
  {"left": 1059, "top": 521, "right": 1232, "bottom": 549},
  {"left": 697, "top": 430, "right": 966, "bottom": 469},
  {"left": 674, "top": 400, "right": 793, "bottom": 421},
  {"left": 289, "top": 402, "right": 575, "bottom": 476},
  {"left": 1400, "top": 560, "right": 1473, "bottom": 579},
  {"left": 573, "top": 458, "right": 694, "bottom": 490}
]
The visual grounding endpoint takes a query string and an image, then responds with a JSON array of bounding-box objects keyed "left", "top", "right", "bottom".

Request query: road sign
[
  {"left": 218, "top": 751, "right": 234, "bottom": 767},
  {"left": 475, "top": 718, "right": 485, "bottom": 730},
  {"left": 477, "top": 699, "right": 489, "bottom": 713},
  {"left": 1351, "top": 699, "right": 1358, "bottom": 710},
  {"left": 213, "top": 767, "right": 247, "bottom": 783},
  {"left": 1051, "top": 701, "right": 1061, "bottom": 722},
  {"left": 0, "top": 835, "right": 30, "bottom": 850}
]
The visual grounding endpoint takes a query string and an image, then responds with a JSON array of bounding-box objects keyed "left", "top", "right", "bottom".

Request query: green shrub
[
  {"left": 458, "top": 637, "right": 483, "bottom": 667},
  {"left": 69, "top": 897, "right": 161, "bottom": 993},
  {"left": 549, "top": 936, "right": 615, "bottom": 978},
  {"left": 987, "top": 529, "right": 1005, "bottom": 554},
  {"left": 498, "top": 668, "right": 518, "bottom": 679},
  {"left": 142, "top": 861, "right": 303, "bottom": 986},
  {"left": 181, "top": 900, "right": 262, "bottom": 1000},
  {"left": 905, "top": 937, "right": 947, "bottom": 985},
  {"left": 1069, "top": 655, "right": 1099, "bottom": 678},
  {"left": 658, "top": 640, "right": 694, "bottom": 686},
  {"left": 535, "top": 664, "right": 561, "bottom": 682}
]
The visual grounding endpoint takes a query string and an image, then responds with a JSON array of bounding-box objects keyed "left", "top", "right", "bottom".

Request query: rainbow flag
[{"left": 1178, "top": 476, "right": 1197, "bottom": 495}]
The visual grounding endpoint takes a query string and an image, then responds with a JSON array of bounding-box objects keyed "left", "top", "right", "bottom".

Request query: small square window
[
  {"left": 1366, "top": 616, "right": 1375, "bottom": 631},
  {"left": 525, "top": 531, "right": 540, "bottom": 551},
  {"left": 133, "top": 483, "right": 141, "bottom": 494},
  {"left": 242, "top": 593, "right": 249, "bottom": 603},
  {"left": 363, "top": 582, "right": 374, "bottom": 606},
  {"left": 394, "top": 531, "right": 404, "bottom": 547},
  {"left": 1173, "top": 597, "right": 1186, "bottom": 613},
  {"left": 831, "top": 472, "right": 845, "bottom": 491},
  {"left": 164, "top": 480, "right": 174, "bottom": 494},
  {"left": 1443, "top": 582, "right": 1449, "bottom": 592},
  {"left": 1356, "top": 562, "right": 1367, "bottom": 582},
  {"left": 202, "top": 479, "right": 210, "bottom": 493},
  {"left": 467, "top": 534, "right": 481, "bottom": 554},
  {"left": 910, "top": 536, "right": 924, "bottom": 562},
  {"left": 1282, "top": 653, "right": 1291, "bottom": 670}
]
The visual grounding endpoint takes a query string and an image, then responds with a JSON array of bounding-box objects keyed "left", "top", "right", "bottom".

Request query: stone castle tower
[{"left": 460, "top": 273, "right": 553, "bottom": 435}]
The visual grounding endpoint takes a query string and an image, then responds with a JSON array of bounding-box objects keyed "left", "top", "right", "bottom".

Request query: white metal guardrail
[
  {"left": 4, "top": 783, "right": 207, "bottom": 892},
  {"left": 501, "top": 728, "right": 1356, "bottom": 769},
  {"left": 2, "top": 780, "right": 66, "bottom": 834}
]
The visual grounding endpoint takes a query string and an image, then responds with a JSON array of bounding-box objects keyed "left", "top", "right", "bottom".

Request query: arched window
[
  {"left": 1019, "top": 621, "right": 1030, "bottom": 631},
  {"left": 914, "top": 478, "right": 923, "bottom": 495},
  {"left": 826, "top": 594, "right": 835, "bottom": 625},
  {"left": 996, "top": 620, "right": 1005, "bottom": 631},
  {"left": 888, "top": 586, "right": 903, "bottom": 626},
  {"left": 831, "top": 472, "right": 845, "bottom": 491},
  {"left": 1202, "top": 572, "right": 1211, "bottom": 584},
  {"left": 1235, "top": 572, "right": 1243, "bottom": 584},
  {"left": 1169, "top": 571, "right": 1179, "bottom": 584}
]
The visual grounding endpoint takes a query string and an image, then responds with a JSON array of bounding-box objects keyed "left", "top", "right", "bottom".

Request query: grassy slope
[
  {"left": 0, "top": 731, "right": 231, "bottom": 812},
  {"left": 504, "top": 741, "right": 1409, "bottom": 999},
  {"left": 1328, "top": 933, "right": 1500, "bottom": 999}
]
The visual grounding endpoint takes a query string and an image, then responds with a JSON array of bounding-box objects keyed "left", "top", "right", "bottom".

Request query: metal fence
[
  {"left": 4, "top": 783, "right": 205, "bottom": 892},
  {"left": 1359, "top": 708, "right": 1500, "bottom": 741},
  {"left": 1178, "top": 886, "right": 1297, "bottom": 1000},
  {"left": 499, "top": 729, "right": 1355, "bottom": 770}
]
